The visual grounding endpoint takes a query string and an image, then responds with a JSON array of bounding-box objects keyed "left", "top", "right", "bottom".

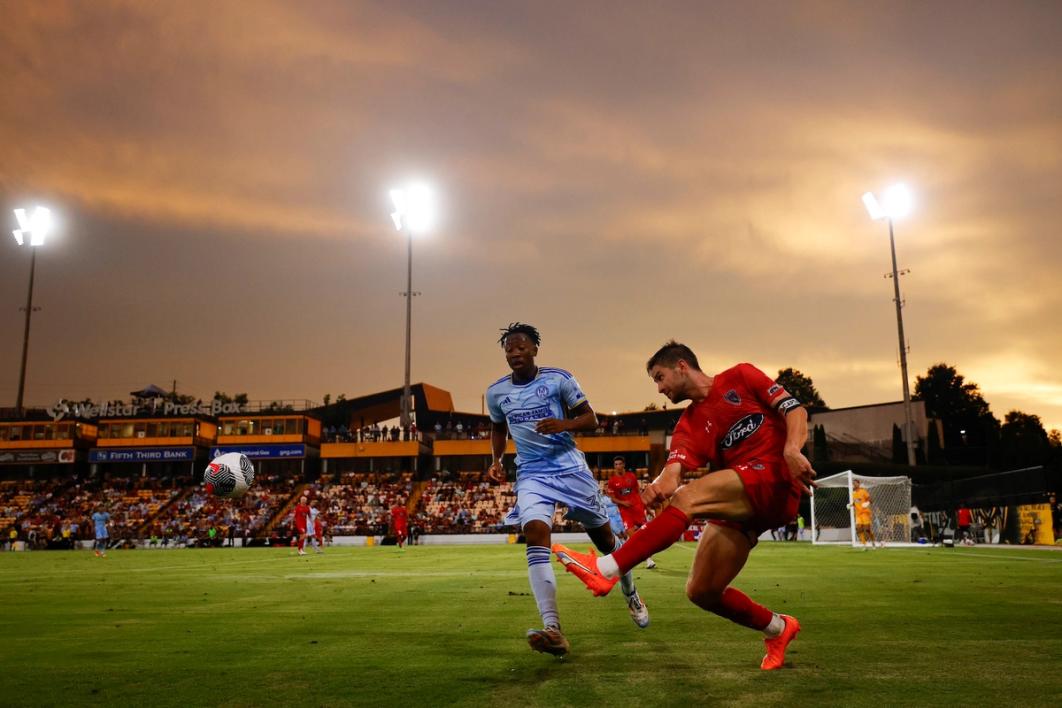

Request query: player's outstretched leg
[
  {"left": 552, "top": 545, "right": 618, "bottom": 596},
  {"left": 761, "top": 615, "right": 800, "bottom": 670},
  {"left": 586, "top": 524, "right": 649, "bottom": 628}
]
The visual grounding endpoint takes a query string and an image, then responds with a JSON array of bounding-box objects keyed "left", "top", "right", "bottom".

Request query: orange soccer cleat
[
  {"left": 760, "top": 614, "right": 800, "bottom": 670},
  {"left": 552, "top": 544, "right": 619, "bottom": 597}
]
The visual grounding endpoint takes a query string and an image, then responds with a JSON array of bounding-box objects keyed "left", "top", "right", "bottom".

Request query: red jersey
[
  {"left": 668, "top": 363, "right": 792, "bottom": 472},
  {"left": 607, "top": 472, "right": 646, "bottom": 515},
  {"left": 957, "top": 508, "right": 972, "bottom": 526},
  {"left": 390, "top": 506, "right": 408, "bottom": 525},
  {"left": 293, "top": 504, "right": 310, "bottom": 526}
]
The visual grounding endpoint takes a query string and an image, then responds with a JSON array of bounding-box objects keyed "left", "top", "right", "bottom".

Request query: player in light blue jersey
[
  {"left": 487, "top": 322, "right": 648, "bottom": 657},
  {"left": 91, "top": 506, "right": 111, "bottom": 558}
]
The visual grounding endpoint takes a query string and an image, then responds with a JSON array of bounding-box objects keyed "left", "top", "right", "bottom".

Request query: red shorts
[
  {"left": 620, "top": 507, "right": 647, "bottom": 530},
  {"left": 394, "top": 524, "right": 407, "bottom": 537},
  {"left": 295, "top": 522, "right": 307, "bottom": 535},
  {"left": 709, "top": 460, "right": 802, "bottom": 546}
]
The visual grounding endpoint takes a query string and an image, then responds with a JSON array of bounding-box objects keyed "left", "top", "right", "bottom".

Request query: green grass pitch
[{"left": 2, "top": 543, "right": 1060, "bottom": 706}]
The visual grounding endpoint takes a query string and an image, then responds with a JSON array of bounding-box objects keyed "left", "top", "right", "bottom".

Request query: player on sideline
[
  {"left": 307, "top": 503, "right": 324, "bottom": 554},
  {"left": 850, "top": 479, "right": 879, "bottom": 549},
  {"left": 554, "top": 341, "right": 815, "bottom": 670},
  {"left": 92, "top": 505, "right": 111, "bottom": 557},
  {"left": 606, "top": 456, "right": 657, "bottom": 569},
  {"left": 292, "top": 495, "right": 310, "bottom": 556},
  {"left": 390, "top": 500, "right": 408, "bottom": 549},
  {"left": 487, "top": 322, "right": 648, "bottom": 657}
]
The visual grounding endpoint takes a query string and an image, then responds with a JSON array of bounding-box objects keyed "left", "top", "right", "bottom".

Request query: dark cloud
[{"left": 1, "top": 0, "right": 1060, "bottom": 429}]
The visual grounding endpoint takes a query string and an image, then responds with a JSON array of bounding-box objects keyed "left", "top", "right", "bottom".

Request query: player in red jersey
[
  {"left": 314, "top": 515, "right": 325, "bottom": 551},
  {"left": 605, "top": 456, "right": 656, "bottom": 569},
  {"left": 292, "top": 495, "right": 310, "bottom": 556},
  {"left": 391, "top": 502, "right": 409, "bottom": 548},
  {"left": 554, "top": 341, "right": 816, "bottom": 670}
]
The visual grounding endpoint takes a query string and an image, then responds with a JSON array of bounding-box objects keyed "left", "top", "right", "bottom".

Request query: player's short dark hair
[
  {"left": 646, "top": 340, "right": 701, "bottom": 372},
  {"left": 613, "top": 455, "right": 625, "bottom": 462},
  {"left": 499, "top": 322, "right": 541, "bottom": 346}
]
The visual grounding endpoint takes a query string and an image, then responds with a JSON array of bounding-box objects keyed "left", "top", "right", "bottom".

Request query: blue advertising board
[
  {"left": 209, "top": 444, "right": 306, "bottom": 460},
  {"left": 89, "top": 447, "right": 195, "bottom": 463}
]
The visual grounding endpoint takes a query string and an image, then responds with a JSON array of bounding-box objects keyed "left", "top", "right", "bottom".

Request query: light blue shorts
[{"left": 504, "top": 467, "right": 610, "bottom": 530}]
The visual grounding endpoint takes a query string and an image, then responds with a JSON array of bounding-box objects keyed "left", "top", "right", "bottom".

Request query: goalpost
[{"left": 810, "top": 470, "right": 913, "bottom": 546}]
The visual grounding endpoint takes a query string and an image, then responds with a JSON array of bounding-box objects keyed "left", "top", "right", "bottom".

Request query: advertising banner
[
  {"left": 210, "top": 444, "right": 306, "bottom": 460},
  {"left": 89, "top": 447, "right": 195, "bottom": 463},
  {"left": 0, "top": 449, "right": 76, "bottom": 465}
]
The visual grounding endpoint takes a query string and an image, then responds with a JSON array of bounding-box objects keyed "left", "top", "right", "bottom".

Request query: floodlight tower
[
  {"left": 389, "top": 183, "right": 436, "bottom": 430},
  {"left": 11, "top": 207, "right": 53, "bottom": 417},
  {"left": 862, "top": 184, "right": 916, "bottom": 466}
]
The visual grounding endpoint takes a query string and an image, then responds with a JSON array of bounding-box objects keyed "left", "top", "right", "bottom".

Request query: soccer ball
[{"left": 203, "top": 452, "right": 255, "bottom": 498}]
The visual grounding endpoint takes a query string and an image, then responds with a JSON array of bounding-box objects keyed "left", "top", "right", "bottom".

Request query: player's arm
[
  {"left": 535, "top": 401, "right": 597, "bottom": 434},
  {"left": 781, "top": 405, "right": 816, "bottom": 493},
  {"left": 642, "top": 461, "right": 684, "bottom": 509},
  {"left": 487, "top": 419, "right": 508, "bottom": 483}
]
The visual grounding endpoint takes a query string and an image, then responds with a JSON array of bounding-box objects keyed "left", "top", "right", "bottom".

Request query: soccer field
[{"left": 1, "top": 543, "right": 1060, "bottom": 707}]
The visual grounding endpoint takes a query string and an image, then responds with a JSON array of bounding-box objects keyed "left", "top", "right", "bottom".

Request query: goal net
[{"left": 811, "top": 471, "right": 913, "bottom": 546}]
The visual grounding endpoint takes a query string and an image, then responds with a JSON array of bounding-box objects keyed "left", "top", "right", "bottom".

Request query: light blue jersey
[
  {"left": 488, "top": 367, "right": 608, "bottom": 530},
  {"left": 486, "top": 367, "right": 589, "bottom": 477},
  {"left": 92, "top": 511, "right": 110, "bottom": 539}
]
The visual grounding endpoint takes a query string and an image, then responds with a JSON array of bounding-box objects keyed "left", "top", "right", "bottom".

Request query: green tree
[
  {"left": 926, "top": 422, "right": 942, "bottom": 465},
  {"left": 813, "top": 424, "right": 829, "bottom": 465},
  {"left": 891, "top": 424, "right": 905, "bottom": 464},
  {"left": 914, "top": 364, "right": 999, "bottom": 452},
  {"left": 999, "top": 410, "right": 1050, "bottom": 468},
  {"left": 775, "top": 368, "right": 826, "bottom": 408}
]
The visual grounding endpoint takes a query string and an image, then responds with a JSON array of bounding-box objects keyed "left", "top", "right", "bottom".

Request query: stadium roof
[{"left": 313, "top": 383, "right": 455, "bottom": 427}]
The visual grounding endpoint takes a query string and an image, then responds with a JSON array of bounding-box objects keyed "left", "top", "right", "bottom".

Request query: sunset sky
[{"left": 2, "top": 1, "right": 1060, "bottom": 431}]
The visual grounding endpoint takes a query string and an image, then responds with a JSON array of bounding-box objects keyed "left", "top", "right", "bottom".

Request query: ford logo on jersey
[
  {"left": 721, "top": 413, "right": 764, "bottom": 449},
  {"left": 509, "top": 405, "right": 553, "bottom": 425}
]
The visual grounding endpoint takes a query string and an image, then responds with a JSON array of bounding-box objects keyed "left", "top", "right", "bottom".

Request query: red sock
[
  {"left": 711, "top": 587, "right": 773, "bottom": 630},
  {"left": 298, "top": 537, "right": 305, "bottom": 551},
  {"left": 613, "top": 505, "right": 690, "bottom": 574}
]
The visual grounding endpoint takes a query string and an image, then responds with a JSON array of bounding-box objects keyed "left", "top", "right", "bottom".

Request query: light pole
[
  {"left": 862, "top": 185, "right": 916, "bottom": 466},
  {"left": 389, "top": 183, "right": 436, "bottom": 430},
  {"left": 11, "top": 206, "right": 53, "bottom": 417}
]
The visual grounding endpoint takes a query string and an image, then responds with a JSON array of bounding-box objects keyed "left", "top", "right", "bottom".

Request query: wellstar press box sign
[{"left": 48, "top": 398, "right": 251, "bottom": 421}]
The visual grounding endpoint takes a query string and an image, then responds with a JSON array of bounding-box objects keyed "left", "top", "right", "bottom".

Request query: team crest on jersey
[
  {"left": 721, "top": 413, "right": 764, "bottom": 449},
  {"left": 535, "top": 385, "right": 549, "bottom": 399},
  {"left": 724, "top": 389, "right": 741, "bottom": 405},
  {"left": 704, "top": 419, "right": 713, "bottom": 434}
]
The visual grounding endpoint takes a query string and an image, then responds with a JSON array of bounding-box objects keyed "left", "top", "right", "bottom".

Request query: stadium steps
[
  {"left": 262, "top": 483, "right": 309, "bottom": 534},
  {"left": 407, "top": 480, "right": 427, "bottom": 513},
  {"left": 135, "top": 486, "right": 194, "bottom": 537}
]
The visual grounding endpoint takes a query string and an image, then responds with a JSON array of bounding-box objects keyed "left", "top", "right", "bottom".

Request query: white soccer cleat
[
  {"left": 646, "top": 558, "right": 657, "bottom": 569},
  {"left": 297, "top": 550, "right": 307, "bottom": 556},
  {"left": 627, "top": 592, "right": 650, "bottom": 628}
]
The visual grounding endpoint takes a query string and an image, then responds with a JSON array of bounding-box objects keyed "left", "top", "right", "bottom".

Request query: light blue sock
[
  {"left": 612, "top": 537, "right": 637, "bottom": 597},
  {"left": 526, "top": 546, "right": 559, "bottom": 628}
]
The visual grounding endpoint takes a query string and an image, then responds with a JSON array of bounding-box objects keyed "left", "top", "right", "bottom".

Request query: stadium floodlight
[
  {"left": 11, "top": 206, "right": 55, "bottom": 417},
  {"left": 863, "top": 185, "right": 917, "bottom": 466},
  {"left": 389, "top": 182, "right": 437, "bottom": 430},
  {"left": 390, "top": 183, "right": 436, "bottom": 235},
  {"left": 12, "top": 206, "right": 52, "bottom": 247}
]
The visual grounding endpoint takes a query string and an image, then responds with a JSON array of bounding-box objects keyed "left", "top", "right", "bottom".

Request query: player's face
[
  {"left": 613, "top": 459, "right": 625, "bottom": 472},
  {"left": 503, "top": 333, "right": 537, "bottom": 374},
  {"left": 649, "top": 363, "right": 692, "bottom": 404}
]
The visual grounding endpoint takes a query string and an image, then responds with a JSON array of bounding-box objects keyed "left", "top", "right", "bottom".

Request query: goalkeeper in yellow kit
[{"left": 850, "top": 479, "right": 880, "bottom": 548}]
